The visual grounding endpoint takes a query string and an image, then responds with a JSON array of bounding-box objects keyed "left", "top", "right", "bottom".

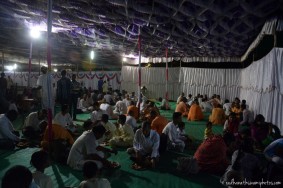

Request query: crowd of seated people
[{"left": 1, "top": 87, "right": 283, "bottom": 188}]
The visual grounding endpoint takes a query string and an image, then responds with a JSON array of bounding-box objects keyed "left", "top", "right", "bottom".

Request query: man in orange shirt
[
  {"left": 187, "top": 100, "right": 204, "bottom": 121},
  {"left": 175, "top": 97, "right": 188, "bottom": 117},
  {"left": 127, "top": 101, "right": 139, "bottom": 120},
  {"left": 150, "top": 110, "right": 168, "bottom": 135}
]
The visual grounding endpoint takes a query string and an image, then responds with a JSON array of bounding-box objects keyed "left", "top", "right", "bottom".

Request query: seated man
[
  {"left": 54, "top": 104, "right": 77, "bottom": 132},
  {"left": 264, "top": 138, "right": 283, "bottom": 181},
  {"left": 126, "top": 110, "right": 138, "bottom": 131},
  {"left": 187, "top": 100, "right": 204, "bottom": 121},
  {"left": 127, "top": 101, "right": 139, "bottom": 120},
  {"left": 90, "top": 102, "right": 105, "bottom": 123},
  {"left": 41, "top": 122, "right": 74, "bottom": 150},
  {"left": 109, "top": 115, "right": 134, "bottom": 148},
  {"left": 251, "top": 114, "right": 270, "bottom": 149},
  {"left": 209, "top": 104, "right": 226, "bottom": 125},
  {"left": 175, "top": 97, "right": 188, "bottom": 117},
  {"left": 240, "top": 104, "right": 254, "bottom": 126},
  {"left": 100, "top": 99, "right": 117, "bottom": 119},
  {"left": 162, "top": 112, "right": 185, "bottom": 152},
  {"left": 67, "top": 125, "right": 117, "bottom": 170},
  {"left": 127, "top": 121, "right": 160, "bottom": 170},
  {"left": 101, "top": 114, "right": 116, "bottom": 142},
  {"left": 159, "top": 97, "right": 170, "bottom": 110},
  {"left": 22, "top": 109, "right": 47, "bottom": 140},
  {"left": 113, "top": 96, "right": 127, "bottom": 115},
  {"left": 150, "top": 110, "right": 168, "bottom": 135},
  {"left": 0, "top": 110, "right": 20, "bottom": 150},
  {"left": 141, "top": 101, "right": 160, "bottom": 122}
]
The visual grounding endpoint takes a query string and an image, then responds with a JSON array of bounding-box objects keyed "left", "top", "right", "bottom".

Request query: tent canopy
[{"left": 0, "top": 0, "right": 282, "bottom": 71}]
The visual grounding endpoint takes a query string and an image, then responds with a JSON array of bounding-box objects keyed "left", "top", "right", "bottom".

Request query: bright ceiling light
[
  {"left": 30, "top": 28, "right": 41, "bottom": 39},
  {"left": 13, "top": 64, "right": 17, "bottom": 69},
  {"left": 90, "top": 50, "right": 94, "bottom": 60},
  {"left": 122, "top": 57, "right": 127, "bottom": 62},
  {"left": 6, "top": 64, "right": 17, "bottom": 71},
  {"left": 54, "top": 68, "right": 58, "bottom": 72}
]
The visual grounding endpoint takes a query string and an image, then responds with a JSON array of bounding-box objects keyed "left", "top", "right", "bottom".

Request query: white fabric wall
[
  {"left": 6, "top": 71, "right": 121, "bottom": 90},
  {"left": 179, "top": 68, "right": 241, "bottom": 101},
  {"left": 121, "top": 66, "right": 181, "bottom": 99},
  {"left": 121, "top": 48, "right": 283, "bottom": 129},
  {"left": 240, "top": 48, "right": 283, "bottom": 130},
  {"left": 121, "top": 66, "right": 241, "bottom": 101}
]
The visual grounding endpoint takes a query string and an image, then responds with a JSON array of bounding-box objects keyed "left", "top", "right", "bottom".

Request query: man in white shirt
[
  {"left": 101, "top": 114, "right": 116, "bottom": 141},
  {"left": 36, "top": 66, "right": 55, "bottom": 115},
  {"left": 0, "top": 110, "right": 20, "bottom": 150},
  {"left": 104, "top": 92, "right": 114, "bottom": 105},
  {"left": 223, "top": 99, "right": 232, "bottom": 116},
  {"left": 54, "top": 104, "right": 76, "bottom": 132},
  {"left": 200, "top": 98, "right": 213, "bottom": 112},
  {"left": 91, "top": 102, "right": 105, "bottom": 123},
  {"left": 22, "top": 109, "right": 47, "bottom": 139},
  {"left": 127, "top": 121, "right": 160, "bottom": 169},
  {"left": 67, "top": 125, "right": 117, "bottom": 170},
  {"left": 113, "top": 97, "right": 127, "bottom": 115},
  {"left": 100, "top": 99, "right": 117, "bottom": 119},
  {"left": 126, "top": 110, "right": 138, "bottom": 131},
  {"left": 162, "top": 112, "right": 185, "bottom": 152},
  {"left": 240, "top": 104, "right": 254, "bottom": 126},
  {"left": 123, "top": 94, "right": 132, "bottom": 107}
]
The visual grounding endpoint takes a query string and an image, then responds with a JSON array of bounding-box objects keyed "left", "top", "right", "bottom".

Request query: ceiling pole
[
  {"left": 2, "top": 52, "right": 4, "bottom": 72},
  {"left": 46, "top": 0, "right": 53, "bottom": 146},
  {"left": 38, "top": 51, "right": 41, "bottom": 76},
  {"left": 166, "top": 48, "right": 168, "bottom": 101},
  {"left": 28, "top": 41, "right": 33, "bottom": 88},
  {"left": 138, "top": 27, "right": 141, "bottom": 114}
]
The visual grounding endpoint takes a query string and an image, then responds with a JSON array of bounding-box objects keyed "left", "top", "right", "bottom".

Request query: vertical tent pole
[
  {"left": 138, "top": 27, "right": 141, "bottom": 113},
  {"left": 47, "top": 0, "right": 53, "bottom": 145},
  {"left": 2, "top": 52, "right": 4, "bottom": 72},
  {"left": 166, "top": 48, "right": 168, "bottom": 101},
  {"left": 28, "top": 41, "right": 33, "bottom": 87}
]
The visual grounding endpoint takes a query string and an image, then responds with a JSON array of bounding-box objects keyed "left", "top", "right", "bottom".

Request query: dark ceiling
[{"left": 0, "top": 0, "right": 282, "bottom": 71}]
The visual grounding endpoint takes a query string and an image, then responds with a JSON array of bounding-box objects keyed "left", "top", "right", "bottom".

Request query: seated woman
[
  {"left": 223, "top": 112, "right": 240, "bottom": 135},
  {"left": 209, "top": 104, "right": 226, "bottom": 125},
  {"left": 187, "top": 100, "right": 204, "bottom": 121},
  {"left": 231, "top": 102, "right": 241, "bottom": 119},
  {"left": 194, "top": 135, "right": 228, "bottom": 175},
  {"left": 251, "top": 114, "right": 269, "bottom": 150}
]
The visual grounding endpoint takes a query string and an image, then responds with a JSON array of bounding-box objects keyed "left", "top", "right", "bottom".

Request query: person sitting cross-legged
[
  {"left": 127, "top": 121, "right": 160, "bottom": 170},
  {"left": 54, "top": 104, "right": 77, "bottom": 133},
  {"left": 79, "top": 161, "right": 111, "bottom": 188},
  {"left": 162, "top": 112, "right": 185, "bottom": 152},
  {"left": 22, "top": 109, "right": 47, "bottom": 140},
  {"left": 109, "top": 115, "right": 134, "bottom": 148},
  {"left": 67, "top": 125, "right": 118, "bottom": 170},
  {"left": 187, "top": 100, "right": 204, "bottom": 121}
]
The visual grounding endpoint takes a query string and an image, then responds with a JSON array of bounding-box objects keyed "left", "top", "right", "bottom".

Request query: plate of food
[{"left": 110, "top": 161, "right": 121, "bottom": 169}]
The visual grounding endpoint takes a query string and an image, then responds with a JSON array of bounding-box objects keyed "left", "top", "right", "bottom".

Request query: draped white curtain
[
  {"left": 121, "top": 66, "right": 241, "bottom": 101},
  {"left": 6, "top": 71, "right": 121, "bottom": 90},
  {"left": 240, "top": 48, "right": 283, "bottom": 130},
  {"left": 121, "top": 48, "right": 283, "bottom": 129},
  {"left": 121, "top": 66, "right": 181, "bottom": 99}
]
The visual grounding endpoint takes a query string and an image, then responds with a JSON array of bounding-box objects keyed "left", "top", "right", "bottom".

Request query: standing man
[
  {"left": 98, "top": 78, "right": 103, "bottom": 93},
  {"left": 36, "top": 66, "right": 55, "bottom": 115},
  {"left": 57, "top": 70, "right": 72, "bottom": 108},
  {"left": 71, "top": 74, "right": 81, "bottom": 120},
  {"left": 0, "top": 72, "right": 7, "bottom": 98}
]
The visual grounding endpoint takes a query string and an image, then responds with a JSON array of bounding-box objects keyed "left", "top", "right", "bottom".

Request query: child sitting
[
  {"left": 30, "top": 150, "right": 53, "bottom": 188},
  {"left": 177, "top": 122, "right": 192, "bottom": 147},
  {"left": 204, "top": 122, "right": 213, "bottom": 139},
  {"left": 79, "top": 161, "right": 111, "bottom": 188}
]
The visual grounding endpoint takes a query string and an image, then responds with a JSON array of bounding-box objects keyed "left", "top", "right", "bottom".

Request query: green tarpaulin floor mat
[{"left": 0, "top": 102, "right": 225, "bottom": 188}]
